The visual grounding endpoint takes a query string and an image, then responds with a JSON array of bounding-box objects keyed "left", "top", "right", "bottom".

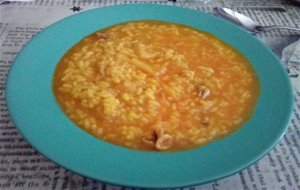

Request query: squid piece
[{"left": 142, "top": 129, "right": 173, "bottom": 150}]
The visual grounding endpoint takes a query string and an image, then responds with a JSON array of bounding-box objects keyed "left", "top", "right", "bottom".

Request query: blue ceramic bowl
[{"left": 6, "top": 4, "right": 293, "bottom": 188}]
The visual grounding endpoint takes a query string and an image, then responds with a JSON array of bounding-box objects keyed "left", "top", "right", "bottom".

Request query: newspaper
[{"left": 0, "top": 0, "right": 299, "bottom": 189}]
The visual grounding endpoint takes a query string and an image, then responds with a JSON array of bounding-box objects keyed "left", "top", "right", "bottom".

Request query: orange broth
[{"left": 53, "top": 21, "right": 260, "bottom": 151}]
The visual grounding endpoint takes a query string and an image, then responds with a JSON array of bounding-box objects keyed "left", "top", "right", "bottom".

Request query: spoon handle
[{"left": 259, "top": 25, "right": 300, "bottom": 32}]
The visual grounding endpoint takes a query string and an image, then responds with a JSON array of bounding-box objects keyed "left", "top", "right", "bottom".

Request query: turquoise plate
[{"left": 6, "top": 4, "right": 293, "bottom": 188}]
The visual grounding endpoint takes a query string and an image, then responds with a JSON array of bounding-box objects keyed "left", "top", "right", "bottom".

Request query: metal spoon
[{"left": 213, "top": 7, "right": 300, "bottom": 33}]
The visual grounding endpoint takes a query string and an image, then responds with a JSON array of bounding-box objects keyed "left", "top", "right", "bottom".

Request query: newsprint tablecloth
[{"left": 0, "top": 0, "right": 299, "bottom": 189}]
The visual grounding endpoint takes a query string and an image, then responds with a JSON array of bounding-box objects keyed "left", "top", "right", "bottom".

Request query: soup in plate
[{"left": 53, "top": 21, "right": 260, "bottom": 151}]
